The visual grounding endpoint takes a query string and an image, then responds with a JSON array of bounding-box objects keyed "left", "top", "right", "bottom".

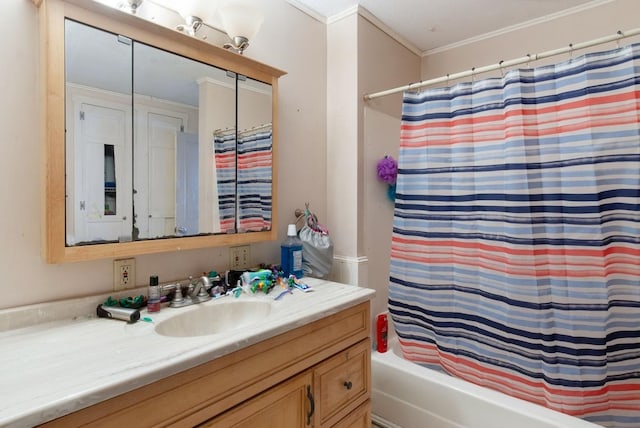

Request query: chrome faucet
[
  {"left": 169, "top": 276, "right": 212, "bottom": 308},
  {"left": 190, "top": 276, "right": 211, "bottom": 301}
]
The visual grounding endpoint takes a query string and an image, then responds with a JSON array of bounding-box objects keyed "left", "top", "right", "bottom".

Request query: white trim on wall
[
  {"left": 354, "top": 6, "right": 422, "bottom": 56},
  {"left": 423, "top": 0, "right": 615, "bottom": 57},
  {"left": 287, "top": 1, "right": 422, "bottom": 56},
  {"left": 286, "top": 0, "right": 615, "bottom": 58},
  {"left": 285, "top": 0, "right": 328, "bottom": 24},
  {"left": 330, "top": 255, "right": 369, "bottom": 286}
]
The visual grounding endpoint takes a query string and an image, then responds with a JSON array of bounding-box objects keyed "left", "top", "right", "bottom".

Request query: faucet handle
[{"left": 173, "top": 283, "right": 185, "bottom": 304}]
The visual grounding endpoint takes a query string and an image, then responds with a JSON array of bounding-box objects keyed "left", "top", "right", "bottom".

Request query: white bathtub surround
[
  {"left": 371, "top": 337, "right": 602, "bottom": 428},
  {"left": 0, "top": 278, "right": 374, "bottom": 427},
  {"left": 371, "top": 419, "right": 398, "bottom": 428}
]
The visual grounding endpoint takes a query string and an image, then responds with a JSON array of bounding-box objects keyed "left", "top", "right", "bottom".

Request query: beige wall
[
  {"left": 422, "top": 0, "right": 640, "bottom": 83},
  {"left": 0, "top": 0, "right": 325, "bottom": 309},
  {"left": 327, "top": 13, "right": 359, "bottom": 259},
  {"left": 358, "top": 16, "right": 420, "bottom": 320}
]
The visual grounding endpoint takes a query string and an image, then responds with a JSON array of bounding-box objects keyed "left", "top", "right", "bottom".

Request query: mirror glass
[
  {"left": 131, "top": 41, "right": 236, "bottom": 239},
  {"left": 65, "top": 20, "right": 133, "bottom": 245},
  {"left": 64, "top": 19, "right": 273, "bottom": 246},
  {"left": 236, "top": 77, "right": 273, "bottom": 233}
]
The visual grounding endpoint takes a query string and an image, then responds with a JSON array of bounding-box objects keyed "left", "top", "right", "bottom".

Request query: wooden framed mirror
[{"left": 38, "top": 0, "right": 285, "bottom": 263}]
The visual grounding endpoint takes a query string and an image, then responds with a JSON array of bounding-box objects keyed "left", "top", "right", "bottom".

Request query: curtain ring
[
  {"left": 616, "top": 30, "right": 623, "bottom": 48},
  {"left": 526, "top": 54, "right": 531, "bottom": 69},
  {"left": 569, "top": 43, "right": 574, "bottom": 61},
  {"left": 471, "top": 67, "right": 476, "bottom": 83},
  {"left": 446, "top": 73, "right": 450, "bottom": 87},
  {"left": 499, "top": 60, "right": 505, "bottom": 77}
]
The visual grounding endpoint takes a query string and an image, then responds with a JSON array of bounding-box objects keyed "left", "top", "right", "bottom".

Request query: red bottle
[{"left": 376, "top": 313, "right": 388, "bottom": 353}]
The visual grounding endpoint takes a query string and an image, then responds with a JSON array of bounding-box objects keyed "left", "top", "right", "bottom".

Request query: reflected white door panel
[{"left": 71, "top": 102, "right": 132, "bottom": 244}]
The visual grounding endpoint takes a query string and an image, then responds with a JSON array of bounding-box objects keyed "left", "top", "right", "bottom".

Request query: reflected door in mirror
[{"left": 176, "top": 132, "right": 199, "bottom": 236}]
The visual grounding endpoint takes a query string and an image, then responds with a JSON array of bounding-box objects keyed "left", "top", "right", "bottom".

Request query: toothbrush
[{"left": 274, "top": 289, "right": 293, "bottom": 300}]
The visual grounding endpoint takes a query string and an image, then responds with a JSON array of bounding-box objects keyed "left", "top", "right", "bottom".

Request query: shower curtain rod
[
  {"left": 214, "top": 122, "right": 272, "bottom": 136},
  {"left": 239, "top": 122, "right": 272, "bottom": 133},
  {"left": 363, "top": 27, "right": 640, "bottom": 101}
]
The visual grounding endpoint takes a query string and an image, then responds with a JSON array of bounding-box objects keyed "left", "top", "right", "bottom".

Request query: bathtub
[{"left": 371, "top": 337, "right": 602, "bottom": 428}]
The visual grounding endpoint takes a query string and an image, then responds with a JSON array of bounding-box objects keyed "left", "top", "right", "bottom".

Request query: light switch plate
[{"left": 229, "top": 245, "right": 251, "bottom": 270}]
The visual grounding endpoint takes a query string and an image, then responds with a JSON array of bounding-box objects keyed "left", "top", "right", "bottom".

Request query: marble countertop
[{"left": 0, "top": 278, "right": 374, "bottom": 427}]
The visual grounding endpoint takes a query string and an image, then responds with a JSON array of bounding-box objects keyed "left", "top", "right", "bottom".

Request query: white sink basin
[{"left": 154, "top": 300, "right": 273, "bottom": 337}]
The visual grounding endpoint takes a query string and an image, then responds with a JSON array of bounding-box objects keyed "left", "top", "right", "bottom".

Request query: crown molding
[
  {"left": 286, "top": 0, "right": 328, "bottom": 24},
  {"left": 326, "top": 4, "right": 359, "bottom": 24},
  {"left": 286, "top": 1, "right": 422, "bottom": 57},
  {"left": 286, "top": 0, "right": 612, "bottom": 58},
  {"left": 354, "top": 6, "right": 422, "bottom": 56},
  {"left": 423, "top": 0, "right": 615, "bottom": 57}
]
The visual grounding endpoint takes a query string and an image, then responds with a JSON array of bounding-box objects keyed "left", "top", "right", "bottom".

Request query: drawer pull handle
[
  {"left": 343, "top": 381, "right": 353, "bottom": 390},
  {"left": 306, "top": 385, "right": 315, "bottom": 425}
]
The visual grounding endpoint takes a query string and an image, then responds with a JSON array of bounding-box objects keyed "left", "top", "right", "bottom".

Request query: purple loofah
[{"left": 377, "top": 155, "right": 398, "bottom": 184}]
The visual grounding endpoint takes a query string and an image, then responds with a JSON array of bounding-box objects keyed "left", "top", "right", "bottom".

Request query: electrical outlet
[
  {"left": 229, "top": 245, "right": 251, "bottom": 270},
  {"left": 113, "top": 258, "right": 136, "bottom": 291}
]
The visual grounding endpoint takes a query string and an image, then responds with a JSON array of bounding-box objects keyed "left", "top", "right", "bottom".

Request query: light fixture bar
[
  {"left": 176, "top": 15, "right": 204, "bottom": 36},
  {"left": 102, "top": 0, "right": 262, "bottom": 53},
  {"left": 118, "top": 0, "right": 143, "bottom": 14}
]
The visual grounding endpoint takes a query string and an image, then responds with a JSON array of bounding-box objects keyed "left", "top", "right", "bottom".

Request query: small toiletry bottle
[
  {"left": 280, "top": 224, "right": 304, "bottom": 278},
  {"left": 147, "top": 275, "right": 161, "bottom": 313},
  {"left": 376, "top": 313, "right": 388, "bottom": 353}
]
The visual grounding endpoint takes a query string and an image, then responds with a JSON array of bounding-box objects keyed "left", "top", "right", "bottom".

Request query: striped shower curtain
[
  {"left": 388, "top": 44, "right": 640, "bottom": 427},
  {"left": 214, "top": 131, "right": 236, "bottom": 233},
  {"left": 237, "top": 126, "right": 273, "bottom": 232}
]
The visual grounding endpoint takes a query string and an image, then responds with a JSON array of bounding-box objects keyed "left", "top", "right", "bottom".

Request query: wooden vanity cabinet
[
  {"left": 313, "top": 339, "right": 371, "bottom": 427},
  {"left": 200, "top": 371, "right": 313, "bottom": 427},
  {"left": 206, "top": 339, "right": 371, "bottom": 428},
  {"left": 39, "top": 302, "right": 371, "bottom": 428}
]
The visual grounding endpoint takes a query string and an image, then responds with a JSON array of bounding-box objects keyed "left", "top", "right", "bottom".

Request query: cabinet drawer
[{"left": 314, "top": 339, "right": 370, "bottom": 427}]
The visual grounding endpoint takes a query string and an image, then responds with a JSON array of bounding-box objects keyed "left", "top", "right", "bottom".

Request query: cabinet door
[{"left": 199, "top": 371, "right": 314, "bottom": 428}]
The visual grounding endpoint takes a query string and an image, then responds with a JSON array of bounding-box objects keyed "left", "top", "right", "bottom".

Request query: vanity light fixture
[
  {"left": 218, "top": 3, "right": 264, "bottom": 54},
  {"left": 121, "top": 0, "right": 144, "bottom": 14},
  {"left": 176, "top": 15, "right": 205, "bottom": 37},
  {"left": 145, "top": 0, "right": 219, "bottom": 37},
  {"left": 170, "top": 0, "right": 219, "bottom": 37},
  {"left": 98, "top": 0, "right": 264, "bottom": 54},
  {"left": 172, "top": 1, "right": 265, "bottom": 54},
  {"left": 95, "top": 0, "right": 144, "bottom": 14}
]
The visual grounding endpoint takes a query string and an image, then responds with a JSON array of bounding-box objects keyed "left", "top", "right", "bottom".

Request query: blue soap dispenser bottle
[{"left": 281, "top": 224, "right": 304, "bottom": 278}]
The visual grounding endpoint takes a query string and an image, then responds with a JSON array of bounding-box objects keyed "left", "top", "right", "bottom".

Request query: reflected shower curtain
[
  {"left": 214, "top": 130, "right": 236, "bottom": 233},
  {"left": 388, "top": 44, "right": 640, "bottom": 427},
  {"left": 237, "top": 126, "right": 272, "bottom": 232}
]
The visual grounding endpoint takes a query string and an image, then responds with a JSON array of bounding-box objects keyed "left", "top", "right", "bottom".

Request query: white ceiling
[{"left": 288, "top": 0, "right": 603, "bottom": 54}]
